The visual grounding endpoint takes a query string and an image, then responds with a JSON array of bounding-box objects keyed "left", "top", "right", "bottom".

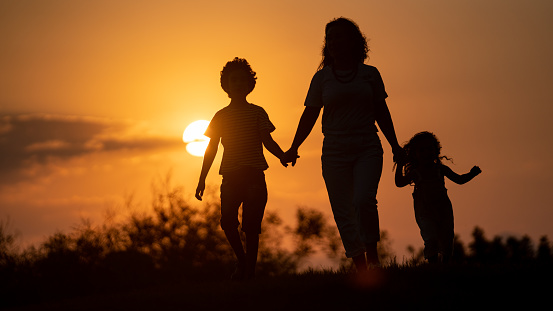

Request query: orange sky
[{"left": 1, "top": 0, "right": 552, "bottom": 263}]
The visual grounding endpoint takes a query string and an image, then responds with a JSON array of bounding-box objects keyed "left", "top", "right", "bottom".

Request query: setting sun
[{"left": 183, "top": 120, "right": 210, "bottom": 157}]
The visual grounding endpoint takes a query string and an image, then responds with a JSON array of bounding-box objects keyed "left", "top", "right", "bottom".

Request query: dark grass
[{"left": 5, "top": 263, "right": 552, "bottom": 311}]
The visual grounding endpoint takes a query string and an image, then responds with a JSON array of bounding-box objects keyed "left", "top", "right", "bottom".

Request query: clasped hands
[
  {"left": 280, "top": 148, "right": 299, "bottom": 167},
  {"left": 392, "top": 145, "right": 407, "bottom": 165}
]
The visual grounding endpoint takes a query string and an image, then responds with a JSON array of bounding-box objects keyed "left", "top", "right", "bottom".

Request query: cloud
[
  {"left": 25, "top": 139, "right": 72, "bottom": 152},
  {"left": 0, "top": 113, "right": 182, "bottom": 185}
]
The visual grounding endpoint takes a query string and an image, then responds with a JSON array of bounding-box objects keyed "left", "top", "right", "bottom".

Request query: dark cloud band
[{"left": 0, "top": 114, "right": 182, "bottom": 185}]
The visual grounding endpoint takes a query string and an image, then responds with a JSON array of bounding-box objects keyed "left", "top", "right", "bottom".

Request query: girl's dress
[{"left": 412, "top": 163, "right": 454, "bottom": 259}]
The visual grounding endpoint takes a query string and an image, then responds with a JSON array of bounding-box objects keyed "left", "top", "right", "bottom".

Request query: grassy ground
[{"left": 4, "top": 263, "right": 552, "bottom": 311}]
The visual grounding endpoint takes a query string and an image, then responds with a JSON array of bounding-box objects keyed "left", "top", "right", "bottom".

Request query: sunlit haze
[{"left": 1, "top": 0, "right": 553, "bottom": 262}]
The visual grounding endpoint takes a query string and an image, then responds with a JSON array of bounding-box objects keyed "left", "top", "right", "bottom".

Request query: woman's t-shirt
[{"left": 304, "top": 63, "right": 388, "bottom": 135}]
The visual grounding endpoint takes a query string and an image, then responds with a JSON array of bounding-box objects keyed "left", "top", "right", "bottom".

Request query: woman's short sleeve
[
  {"left": 370, "top": 67, "right": 388, "bottom": 102},
  {"left": 304, "top": 70, "right": 324, "bottom": 108}
]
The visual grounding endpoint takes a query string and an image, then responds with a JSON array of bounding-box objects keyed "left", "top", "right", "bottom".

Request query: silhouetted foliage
[
  {"left": 0, "top": 179, "right": 363, "bottom": 307},
  {"left": 468, "top": 226, "right": 490, "bottom": 264},
  {"left": 377, "top": 230, "right": 394, "bottom": 265},
  {"left": 0, "top": 218, "right": 18, "bottom": 270},
  {"left": 451, "top": 234, "right": 466, "bottom": 264},
  {"left": 537, "top": 236, "right": 553, "bottom": 265},
  {"left": 120, "top": 184, "right": 233, "bottom": 279},
  {"left": 405, "top": 244, "right": 425, "bottom": 266},
  {"left": 506, "top": 235, "right": 535, "bottom": 265},
  {"left": 288, "top": 207, "right": 340, "bottom": 267},
  {"left": 406, "top": 226, "right": 553, "bottom": 267},
  {"left": 466, "top": 227, "right": 548, "bottom": 266},
  {"left": 1, "top": 179, "right": 552, "bottom": 309}
]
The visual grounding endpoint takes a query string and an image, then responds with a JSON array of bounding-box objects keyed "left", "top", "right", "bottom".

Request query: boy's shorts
[{"left": 220, "top": 168, "right": 267, "bottom": 234}]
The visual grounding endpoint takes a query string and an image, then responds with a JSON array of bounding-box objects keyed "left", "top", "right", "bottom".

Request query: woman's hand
[{"left": 281, "top": 148, "right": 300, "bottom": 167}]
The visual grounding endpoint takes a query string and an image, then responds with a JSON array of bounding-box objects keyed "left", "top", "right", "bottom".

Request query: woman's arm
[
  {"left": 374, "top": 99, "right": 404, "bottom": 162},
  {"left": 443, "top": 165, "right": 482, "bottom": 185},
  {"left": 195, "top": 137, "right": 220, "bottom": 200},
  {"left": 283, "top": 106, "right": 321, "bottom": 165}
]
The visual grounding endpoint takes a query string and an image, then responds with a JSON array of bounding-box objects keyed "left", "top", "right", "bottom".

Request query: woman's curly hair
[
  {"left": 220, "top": 57, "right": 257, "bottom": 98},
  {"left": 319, "top": 17, "right": 369, "bottom": 70},
  {"left": 400, "top": 131, "right": 452, "bottom": 177}
]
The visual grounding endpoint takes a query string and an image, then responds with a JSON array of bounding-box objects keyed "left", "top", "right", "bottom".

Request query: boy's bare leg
[
  {"left": 245, "top": 233, "right": 259, "bottom": 279},
  {"left": 224, "top": 229, "right": 246, "bottom": 261},
  {"left": 224, "top": 229, "right": 246, "bottom": 279}
]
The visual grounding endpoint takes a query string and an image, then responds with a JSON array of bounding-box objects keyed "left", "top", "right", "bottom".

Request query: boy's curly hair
[{"left": 220, "top": 57, "right": 257, "bottom": 98}]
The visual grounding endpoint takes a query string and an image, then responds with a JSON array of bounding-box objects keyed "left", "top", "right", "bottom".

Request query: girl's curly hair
[
  {"left": 319, "top": 17, "right": 369, "bottom": 70},
  {"left": 220, "top": 57, "right": 257, "bottom": 98},
  {"left": 400, "top": 131, "right": 452, "bottom": 177}
]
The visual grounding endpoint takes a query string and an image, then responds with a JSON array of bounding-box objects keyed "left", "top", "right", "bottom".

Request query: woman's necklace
[{"left": 332, "top": 64, "right": 358, "bottom": 83}]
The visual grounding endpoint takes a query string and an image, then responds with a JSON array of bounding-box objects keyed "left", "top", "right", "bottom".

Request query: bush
[{"left": 1, "top": 178, "right": 551, "bottom": 308}]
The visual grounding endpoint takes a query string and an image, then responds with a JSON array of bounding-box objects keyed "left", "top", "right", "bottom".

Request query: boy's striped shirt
[{"left": 205, "top": 103, "right": 275, "bottom": 175}]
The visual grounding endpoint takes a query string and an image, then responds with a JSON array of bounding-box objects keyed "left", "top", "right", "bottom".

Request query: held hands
[
  {"left": 392, "top": 145, "right": 407, "bottom": 165},
  {"left": 280, "top": 148, "right": 300, "bottom": 167}
]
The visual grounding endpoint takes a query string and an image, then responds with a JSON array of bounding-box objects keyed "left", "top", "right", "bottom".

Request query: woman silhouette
[{"left": 283, "top": 17, "right": 404, "bottom": 271}]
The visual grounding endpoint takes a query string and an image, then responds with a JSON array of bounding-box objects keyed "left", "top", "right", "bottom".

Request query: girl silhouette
[{"left": 395, "top": 131, "right": 481, "bottom": 263}]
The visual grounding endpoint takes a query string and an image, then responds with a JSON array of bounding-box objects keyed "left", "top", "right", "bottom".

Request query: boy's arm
[
  {"left": 443, "top": 165, "right": 482, "bottom": 185},
  {"left": 395, "top": 163, "right": 411, "bottom": 187},
  {"left": 195, "top": 137, "right": 220, "bottom": 201},
  {"left": 261, "top": 131, "right": 288, "bottom": 167}
]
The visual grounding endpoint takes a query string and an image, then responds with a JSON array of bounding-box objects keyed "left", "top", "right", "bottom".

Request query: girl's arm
[
  {"left": 395, "top": 163, "right": 411, "bottom": 187},
  {"left": 195, "top": 137, "right": 220, "bottom": 201},
  {"left": 261, "top": 132, "right": 289, "bottom": 167},
  {"left": 443, "top": 165, "right": 482, "bottom": 185}
]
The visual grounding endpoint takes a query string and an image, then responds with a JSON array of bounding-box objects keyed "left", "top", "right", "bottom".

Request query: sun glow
[{"left": 183, "top": 120, "right": 210, "bottom": 157}]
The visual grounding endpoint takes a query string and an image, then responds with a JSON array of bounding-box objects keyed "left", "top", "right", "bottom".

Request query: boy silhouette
[{"left": 195, "top": 57, "right": 289, "bottom": 280}]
